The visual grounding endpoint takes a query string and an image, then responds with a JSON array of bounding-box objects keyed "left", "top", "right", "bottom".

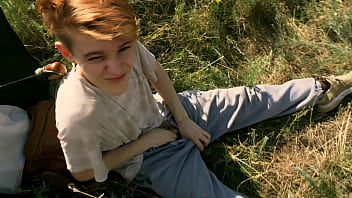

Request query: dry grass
[{"left": 238, "top": 104, "right": 352, "bottom": 197}]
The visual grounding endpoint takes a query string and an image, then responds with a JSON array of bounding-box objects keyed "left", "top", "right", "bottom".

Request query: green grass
[{"left": 2, "top": 0, "right": 352, "bottom": 197}]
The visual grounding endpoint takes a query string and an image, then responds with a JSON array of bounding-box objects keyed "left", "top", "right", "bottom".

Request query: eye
[
  {"left": 87, "top": 56, "right": 103, "bottom": 62},
  {"left": 118, "top": 46, "right": 131, "bottom": 52}
]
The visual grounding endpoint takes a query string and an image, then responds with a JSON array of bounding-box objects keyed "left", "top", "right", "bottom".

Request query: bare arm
[
  {"left": 71, "top": 128, "right": 177, "bottom": 181},
  {"left": 151, "top": 61, "right": 211, "bottom": 151}
]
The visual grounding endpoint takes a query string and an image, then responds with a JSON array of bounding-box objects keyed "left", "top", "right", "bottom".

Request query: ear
[{"left": 55, "top": 41, "right": 76, "bottom": 63}]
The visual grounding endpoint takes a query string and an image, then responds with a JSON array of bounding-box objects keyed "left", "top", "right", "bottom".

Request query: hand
[
  {"left": 141, "top": 128, "right": 177, "bottom": 149},
  {"left": 177, "top": 118, "right": 211, "bottom": 151}
]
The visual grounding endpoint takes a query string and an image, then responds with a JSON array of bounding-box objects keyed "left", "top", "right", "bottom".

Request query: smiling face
[{"left": 56, "top": 31, "right": 137, "bottom": 95}]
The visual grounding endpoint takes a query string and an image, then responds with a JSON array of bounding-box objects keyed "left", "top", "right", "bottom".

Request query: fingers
[
  {"left": 194, "top": 131, "right": 211, "bottom": 151},
  {"left": 153, "top": 128, "right": 177, "bottom": 142},
  {"left": 199, "top": 132, "right": 210, "bottom": 146},
  {"left": 195, "top": 141, "right": 205, "bottom": 151},
  {"left": 44, "top": 62, "right": 68, "bottom": 75},
  {"left": 165, "top": 129, "right": 177, "bottom": 140},
  {"left": 171, "top": 132, "right": 177, "bottom": 140},
  {"left": 177, "top": 119, "right": 212, "bottom": 151},
  {"left": 169, "top": 128, "right": 178, "bottom": 134}
]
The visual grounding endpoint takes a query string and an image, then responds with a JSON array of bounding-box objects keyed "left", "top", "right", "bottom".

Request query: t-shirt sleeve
[
  {"left": 135, "top": 40, "right": 158, "bottom": 82},
  {"left": 58, "top": 124, "right": 109, "bottom": 182},
  {"left": 56, "top": 82, "right": 109, "bottom": 182}
]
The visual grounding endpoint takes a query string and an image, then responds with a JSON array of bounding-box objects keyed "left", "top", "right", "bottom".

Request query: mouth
[{"left": 105, "top": 72, "right": 127, "bottom": 83}]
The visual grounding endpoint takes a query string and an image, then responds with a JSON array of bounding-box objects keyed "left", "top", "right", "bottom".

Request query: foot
[{"left": 315, "top": 71, "right": 352, "bottom": 113}]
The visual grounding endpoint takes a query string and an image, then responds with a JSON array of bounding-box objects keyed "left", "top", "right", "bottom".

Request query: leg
[
  {"left": 134, "top": 140, "right": 248, "bottom": 198},
  {"left": 177, "top": 78, "right": 323, "bottom": 140},
  {"left": 134, "top": 78, "right": 321, "bottom": 197}
]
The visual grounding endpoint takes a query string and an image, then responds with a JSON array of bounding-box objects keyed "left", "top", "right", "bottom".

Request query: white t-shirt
[{"left": 55, "top": 41, "right": 164, "bottom": 182}]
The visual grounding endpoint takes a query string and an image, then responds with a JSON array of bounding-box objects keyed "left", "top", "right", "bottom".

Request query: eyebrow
[{"left": 82, "top": 40, "right": 134, "bottom": 58}]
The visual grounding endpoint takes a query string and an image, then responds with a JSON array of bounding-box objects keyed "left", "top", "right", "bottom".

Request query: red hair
[{"left": 37, "top": 0, "right": 138, "bottom": 50}]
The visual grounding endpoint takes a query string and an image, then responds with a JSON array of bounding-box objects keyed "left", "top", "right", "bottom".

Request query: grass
[{"left": 2, "top": 0, "right": 352, "bottom": 197}]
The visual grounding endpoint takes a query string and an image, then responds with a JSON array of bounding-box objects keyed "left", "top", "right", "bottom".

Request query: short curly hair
[{"left": 37, "top": 0, "right": 138, "bottom": 51}]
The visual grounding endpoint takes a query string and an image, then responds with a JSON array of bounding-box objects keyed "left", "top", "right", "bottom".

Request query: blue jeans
[{"left": 134, "top": 78, "right": 323, "bottom": 198}]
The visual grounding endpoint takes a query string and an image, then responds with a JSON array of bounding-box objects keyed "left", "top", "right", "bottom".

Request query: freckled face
[{"left": 68, "top": 31, "right": 136, "bottom": 95}]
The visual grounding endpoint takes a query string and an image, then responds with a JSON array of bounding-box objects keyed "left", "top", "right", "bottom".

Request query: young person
[{"left": 37, "top": 0, "right": 352, "bottom": 197}]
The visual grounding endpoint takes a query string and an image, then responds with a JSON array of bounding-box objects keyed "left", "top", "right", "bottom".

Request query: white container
[{"left": 0, "top": 105, "right": 29, "bottom": 194}]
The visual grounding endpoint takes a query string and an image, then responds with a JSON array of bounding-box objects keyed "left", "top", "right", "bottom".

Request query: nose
[{"left": 106, "top": 57, "right": 124, "bottom": 75}]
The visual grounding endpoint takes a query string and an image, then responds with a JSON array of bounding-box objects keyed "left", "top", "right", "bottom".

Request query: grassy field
[{"left": 1, "top": 0, "right": 352, "bottom": 197}]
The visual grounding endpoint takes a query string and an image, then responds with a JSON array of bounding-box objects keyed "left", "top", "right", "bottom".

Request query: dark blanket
[{"left": 0, "top": 7, "right": 49, "bottom": 110}]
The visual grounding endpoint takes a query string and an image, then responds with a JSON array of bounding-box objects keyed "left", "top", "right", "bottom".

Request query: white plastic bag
[{"left": 0, "top": 105, "right": 30, "bottom": 194}]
